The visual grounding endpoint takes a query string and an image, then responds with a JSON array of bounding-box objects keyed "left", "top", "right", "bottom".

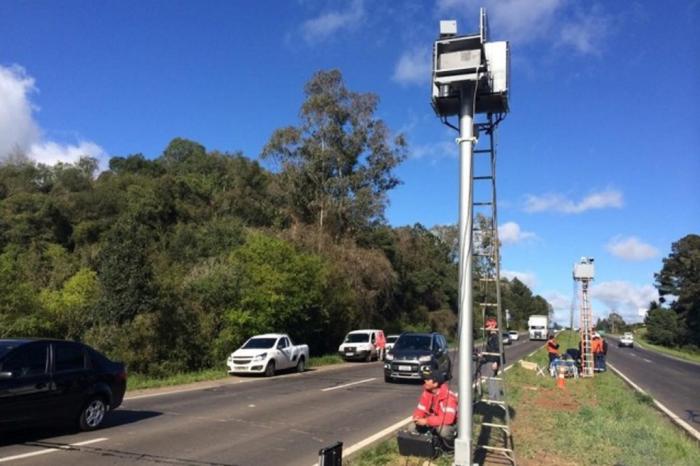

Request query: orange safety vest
[
  {"left": 546, "top": 339, "right": 559, "bottom": 354},
  {"left": 413, "top": 383, "right": 458, "bottom": 427},
  {"left": 591, "top": 338, "right": 602, "bottom": 353}
]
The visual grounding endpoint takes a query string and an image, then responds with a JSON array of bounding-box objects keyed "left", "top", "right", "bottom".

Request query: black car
[
  {"left": 0, "top": 339, "right": 126, "bottom": 432},
  {"left": 383, "top": 332, "right": 451, "bottom": 383}
]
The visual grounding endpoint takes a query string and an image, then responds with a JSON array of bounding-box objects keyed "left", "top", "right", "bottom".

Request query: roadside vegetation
[
  {"left": 632, "top": 328, "right": 700, "bottom": 365},
  {"left": 0, "top": 69, "right": 551, "bottom": 380},
  {"left": 596, "top": 234, "right": 699, "bottom": 362},
  {"left": 350, "top": 331, "right": 699, "bottom": 466},
  {"left": 127, "top": 354, "right": 347, "bottom": 391}
]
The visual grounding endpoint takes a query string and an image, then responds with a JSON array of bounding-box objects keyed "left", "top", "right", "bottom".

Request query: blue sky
[{"left": 1, "top": 0, "right": 698, "bottom": 325}]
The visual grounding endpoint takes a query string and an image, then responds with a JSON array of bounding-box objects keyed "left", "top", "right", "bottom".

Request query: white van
[{"left": 338, "top": 329, "right": 386, "bottom": 362}]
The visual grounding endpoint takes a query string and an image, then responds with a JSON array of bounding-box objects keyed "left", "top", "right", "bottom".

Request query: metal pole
[{"left": 454, "top": 83, "right": 475, "bottom": 466}]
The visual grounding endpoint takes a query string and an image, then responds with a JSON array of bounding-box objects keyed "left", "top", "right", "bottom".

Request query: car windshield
[
  {"left": 393, "top": 335, "right": 432, "bottom": 351},
  {"left": 508, "top": 331, "right": 517, "bottom": 335},
  {"left": 0, "top": 342, "right": 22, "bottom": 360},
  {"left": 531, "top": 325, "right": 545, "bottom": 330},
  {"left": 387, "top": 336, "right": 398, "bottom": 343},
  {"left": 242, "top": 338, "right": 276, "bottom": 349},
  {"left": 345, "top": 333, "right": 370, "bottom": 343}
]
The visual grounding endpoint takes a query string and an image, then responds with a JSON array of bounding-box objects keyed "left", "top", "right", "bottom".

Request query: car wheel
[
  {"left": 265, "top": 360, "right": 276, "bottom": 377},
  {"left": 365, "top": 352, "right": 372, "bottom": 362},
  {"left": 384, "top": 374, "right": 393, "bottom": 383},
  {"left": 78, "top": 396, "right": 108, "bottom": 431},
  {"left": 296, "top": 357, "right": 305, "bottom": 373}
]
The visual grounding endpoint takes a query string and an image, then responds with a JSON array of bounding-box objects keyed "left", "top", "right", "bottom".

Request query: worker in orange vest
[
  {"left": 592, "top": 333, "right": 604, "bottom": 372},
  {"left": 409, "top": 364, "right": 458, "bottom": 449},
  {"left": 546, "top": 334, "right": 560, "bottom": 364}
]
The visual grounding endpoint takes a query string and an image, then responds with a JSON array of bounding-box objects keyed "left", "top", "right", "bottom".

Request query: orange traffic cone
[{"left": 557, "top": 367, "right": 566, "bottom": 389}]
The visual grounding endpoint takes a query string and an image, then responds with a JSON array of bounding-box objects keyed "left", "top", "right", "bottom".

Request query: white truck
[
  {"left": 528, "top": 315, "right": 548, "bottom": 341},
  {"left": 227, "top": 333, "right": 309, "bottom": 377}
]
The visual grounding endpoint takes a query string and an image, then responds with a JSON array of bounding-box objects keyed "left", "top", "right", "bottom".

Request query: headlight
[
  {"left": 385, "top": 353, "right": 394, "bottom": 361},
  {"left": 252, "top": 353, "right": 267, "bottom": 362},
  {"left": 418, "top": 355, "right": 432, "bottom": 362}
]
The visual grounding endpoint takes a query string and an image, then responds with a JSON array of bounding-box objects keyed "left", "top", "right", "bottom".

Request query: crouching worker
[{"left": 409, "top": 365, "right": 458, "bottom": 449}]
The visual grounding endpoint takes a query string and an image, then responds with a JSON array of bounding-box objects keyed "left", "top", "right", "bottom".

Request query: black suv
[
  {"left": 383, "top": 332, "right": 451, "bottom": 383},
  {"left": 0, "top": 339, "right": 126, "bottom": 432}
]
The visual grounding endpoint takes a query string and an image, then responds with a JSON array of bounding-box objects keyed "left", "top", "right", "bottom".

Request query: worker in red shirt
[
  {"left": 409, "top": 365, "right": 458, "bottom": 448},
  {"left": 546, "top": 334, "right": 560, "bottom": 364}
]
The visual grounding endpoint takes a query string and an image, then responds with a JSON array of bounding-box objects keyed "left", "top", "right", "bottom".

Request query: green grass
[
  {"left": 632, "top": 328, "right": 700, "bottom": 364},
  {"left": 128, "top": 368, "right": 228, "bottom": 391},
  {"left": 309, "top": 354, "right": 344, "bottom": 367},
  {"left": 350, "top": 331, "right": 699, "bottom": 466},
  {"left": 127, "top": 354, "right": 346, "bottom": 391}
]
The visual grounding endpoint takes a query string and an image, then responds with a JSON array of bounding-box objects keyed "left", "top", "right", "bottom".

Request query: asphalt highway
[
  {"left": 606, "top": 337, "right": 700, "bottom": 434},
  {"left": 0, "top": 337, "right": 542, "bottom": 466}
]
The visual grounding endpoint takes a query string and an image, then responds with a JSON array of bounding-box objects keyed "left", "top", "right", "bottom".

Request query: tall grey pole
[{"left": 454, "top": 83, "right": 475, "bottom": 466}]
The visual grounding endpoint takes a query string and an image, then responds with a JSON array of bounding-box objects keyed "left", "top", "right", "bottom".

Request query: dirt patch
[{"left": 531, "top": 386, "right": 582, "bottom": 412}]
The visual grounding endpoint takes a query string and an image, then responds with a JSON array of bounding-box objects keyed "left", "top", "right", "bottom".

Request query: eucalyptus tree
[{"left": 262, "top": 70, "right": 406, "bottom": 248}]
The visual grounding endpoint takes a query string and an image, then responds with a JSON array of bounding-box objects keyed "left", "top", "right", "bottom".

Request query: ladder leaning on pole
[
  {"left": 579, "top": 280, "right": 594, "bottom": 377},
  {"left": 472, "top": 113, "right": 516, "bottom": 465}
]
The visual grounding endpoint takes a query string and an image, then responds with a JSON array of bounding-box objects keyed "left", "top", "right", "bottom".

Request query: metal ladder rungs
[
  {"left": 480, "top": 278, "right": 497, "bottom": 282},
  {"left": 482, "top": 422, "right": 511, "bottom": 431},
  {"left": 480, "top": 352, "right": 502, "bottom": 357},
  {"left": 479, "top": 302, "right": 498, "bottom": 307},
  {"left": 476, "top": 445, "right": 514, "bottom": 453},
  {"left": 474, "top": 201, "right": 494, "bottom": 206},
  {"left": 474, "top": 175, "right": 494, "bottom": 180},
  {"left": 474, "top": 149, "right": 492, "bottom": 154}
]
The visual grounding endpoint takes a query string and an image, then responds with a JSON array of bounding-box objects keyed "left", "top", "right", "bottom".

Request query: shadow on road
[{"left": 0, "top": 409, "right": 161, "bottom": 447}]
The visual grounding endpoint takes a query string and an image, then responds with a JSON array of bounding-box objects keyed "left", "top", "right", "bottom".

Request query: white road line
[
  {"left": 311, "top": 416, "right": 413, "bottom": 466},
  {"left": 642, "top": 358, "right": 653, "bottom": 363},
  {"left": 0, "top": 437, "right": 107, "bottom": 464},
  {"left": 321, "top": 378, "right": 376, "bottom": 392},
  {"left": 608, "top": 363, "right": 700, "bottom": 442}
]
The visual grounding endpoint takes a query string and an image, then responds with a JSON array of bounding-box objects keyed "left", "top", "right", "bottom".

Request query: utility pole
[{"left": 430, "top": 11, "right": 510, "bottom": 465}]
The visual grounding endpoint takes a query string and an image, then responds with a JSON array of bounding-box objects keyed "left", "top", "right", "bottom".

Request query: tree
[
  {"left": 262, "top": 69, "right": 406, "bottom": 247},
  {"left": 645, "top": 307, "right": 680, "bottom": 346},
  {"left": 655, "top": 234, "right": 700, "bottom": 346}
]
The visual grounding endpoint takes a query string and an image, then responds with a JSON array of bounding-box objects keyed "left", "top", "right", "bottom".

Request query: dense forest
[{"left": 0, "top": 70, "right": 551, "bottom": 376}]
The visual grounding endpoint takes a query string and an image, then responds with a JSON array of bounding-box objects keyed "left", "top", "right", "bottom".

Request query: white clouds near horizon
[
  {"left": 301, "top": 0, "right": 365, "bottom": 44},
  {"left": 0, "top": 64, "right": 108, "bottom": 169},
  {"left": 499, "top": 222, "right": 536, "bottom": 245},
  {"left": 502, "top": 269, "right": 536, "bottom": 288},
  {"left": 524, "top": 189, "right": 623, "bottom": 214},
  {"left": 606, "top": 236, "right": 659, "bottom": 261},
  {"left": 591, "top": 280, "right": 658, "bottom": 324}
]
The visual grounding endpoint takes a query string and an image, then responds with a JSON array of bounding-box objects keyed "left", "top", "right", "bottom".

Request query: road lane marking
[
  {"left": 321, "top": 378, "right": 376, "bottom": 392},
  {"left": 0, "top": 438, "right": 107, "bottom": 463},
  {"left": 643, "top": 358, "right": 652, "bottom": 363},
  {"left": 608, "top": 363, "right": 700, "bottom": 442},
  {"left": 312, "top": 358, "right": 523, "bottom": 466}
]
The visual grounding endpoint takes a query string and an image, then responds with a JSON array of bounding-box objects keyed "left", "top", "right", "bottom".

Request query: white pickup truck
[{"left": 227, "top": 333, "right": 309, "bottom": 377}]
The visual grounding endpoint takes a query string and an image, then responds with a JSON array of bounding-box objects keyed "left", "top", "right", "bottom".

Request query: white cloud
[
  {"left": 29, "top": 141, "right": 108, "bottom": 169},
  {"left": 437, "top": 0, "right": 564, "bottom": 43},
  {"left": 0, "top": 65, "right": 40, "bottom": 157},
  {"left": 502, "top": 269, "right": 536, "bottom": 288},
  {"left": 544, "top": 291, "right": 573, "bottom": 326},
  {"left": 523, "top": 189, "right": 623, "bottom": 214},
  {"left": 301, "top": 0, "right": 365, "bottom": 43},
  {"left": 0, "top": 64, "right": 108, "bottom": 170},
  {"left": 591, "top": 281, "right": 658, "bottom": 323},
  {"left": 410, "top": 140, "right": 454, "bottom": 160},
  {"left": 392, "top": 47, "right": 431, "bottom": 86},
  {"left": 435, "top": 0, "right": 609, "bottom": 56},
  {"left": 606, "top": 236, "right": 659, "bottom": 261},
  {"left": 559, "top": 9, "right": 611, "bottom": 55},
  {"left": 498, "top": 222, "right": 536, "bottom": 245}
]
